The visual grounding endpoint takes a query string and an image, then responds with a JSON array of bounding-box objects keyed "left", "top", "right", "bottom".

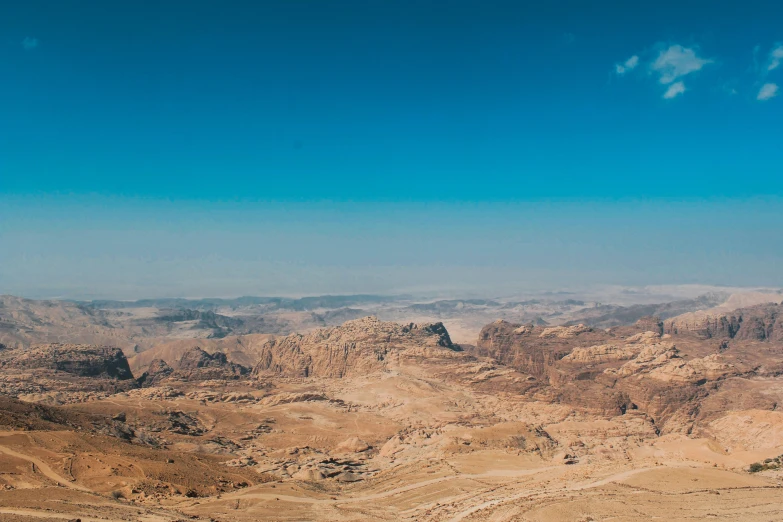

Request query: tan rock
[{"left": 336, "top": 437, "right": 370, "bottom": 453}]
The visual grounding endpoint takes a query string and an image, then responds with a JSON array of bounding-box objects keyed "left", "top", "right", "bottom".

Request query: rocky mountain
[
  {"left": 665, "top": 302, "right": 783, "bottom": 340},
  {"left": 471, "top": 320, "right": 612, "bottom": 380},
  {"left": 467, "top": 314, "right": 783, "bottom": 434},
  {"left": 137, "top": 347, "right": 249, "bottom": 385},
  {"left": 0, "top": 343, "right": 134, "bottom": 380},
  {"left": 563, "top": 292, "right": 730, "bottom": 328},
  {"left": 0, "top": 343, "right": 138, "bottom": 404},
  {"left": 136, "top": 358, "right": 174, "bottom": 387},
  {"left": 175, "top": 347, "right": 249, "bottom": 379},
  {"left": 252, "top": 316, "right": 456, "bottom": 379},
  {"left": 126, "top": 333, "right": 274, "bottom": 374}
]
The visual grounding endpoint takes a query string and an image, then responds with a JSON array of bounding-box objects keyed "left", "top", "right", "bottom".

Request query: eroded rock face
[
  {"left": 252, "top": 316, "right": 457, "bottom": 379},
  {"left": 136, "top": 359, "right": 174, "bottom": 387},
  {"left": 635, "top": 316, "right": 664, "bottom": 335},
  {"left": 605, "top": 342, "right": 679, "bottom": 377},
  {"left": 0, "top": 343, "right": 134, "bottom": 380},
  {"left": 665, "top": 303, "right": 783, "bottom": 341},
  {"left": 538, "top": 324, "right": 592, "bottom": 339},
  {"left": 0, "top": 343, "right": 138, "bottom": 402},
  {"left": 473, "top": 320, "right": 611, "bottom": 380},
  {"left": 470, "top": 317, "right": 763, "bottom": 432},
  {"left": 173, "top": 347, "right": 249, "bottom": 380},
  {"left": 562, "top": 343, "right": 638, "bottom": 364},
  {"left": 136, "top": 347, "right": 249, "bottom": 384},
  {"left": 647, "top": 353, "right": 738, "bottom": 383}
]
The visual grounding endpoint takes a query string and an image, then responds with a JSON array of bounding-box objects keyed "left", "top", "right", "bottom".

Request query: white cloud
[
  {"left": 22, "top": 37, "right": 38, "bottom": 50},
  {"left": 757, "top": 83, "right": 779, "bottom": 101},
  {"left": 663, "top": 81, "right": 686, "bottom": 99},
  {"left": 651, "top": 45, "right": 712, "bottom": 84},
  {"left": 615, "top": 55, "right": 639, "bottom": 75},
  {"left": 768, "top": 45, "right": 783, "bottom": 71}
]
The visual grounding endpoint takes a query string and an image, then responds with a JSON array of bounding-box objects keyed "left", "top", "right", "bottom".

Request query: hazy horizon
[
  {"left": 2, "top": 1, "right": 782, "bottom": 299},
  {"left": 2, "top": 196, "right": 781, "bottom": 300}
]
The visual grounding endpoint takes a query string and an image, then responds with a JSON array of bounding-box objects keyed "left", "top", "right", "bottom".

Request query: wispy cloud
[
  {"left": 757, "top": 83, "right": 779, "bottom": 101},
  {"left": 663, "top": 81, "right": 686, "bottom": 99},
  {"left": 768, "top": 44, "right": 783, "bottom": 71},
  {"left": 651, "top": 45, "right": 712, "bottom": 84},
  {"left": 615, "top": 55, "right": 639, "bottom": 75},
  {"left": 22, "top": 37, "right": 39, "bottom": 50},
  {"left": 614, "top": 44, "right": 713, "bottom": 99}
]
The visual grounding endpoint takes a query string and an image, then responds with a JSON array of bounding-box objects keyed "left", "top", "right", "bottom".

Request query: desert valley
[
  {"left": 1, "top": 288, "right": 783, "bottom": 521},
  {"left": 5, "top": 1, "right": 783, "bottom": 520}
]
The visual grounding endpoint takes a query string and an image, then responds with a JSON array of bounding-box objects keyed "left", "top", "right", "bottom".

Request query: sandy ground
[{"left": 2, "top": 372, "right": 783, "bottom": 521}]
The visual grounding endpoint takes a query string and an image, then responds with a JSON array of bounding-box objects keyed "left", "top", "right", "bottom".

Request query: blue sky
[{"left": 1, "top": 1, "right": 782, "bottom": 297}]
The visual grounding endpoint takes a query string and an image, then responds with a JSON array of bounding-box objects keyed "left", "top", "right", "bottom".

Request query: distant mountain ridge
[{"left": 81, "top": 294, "right": 406, "bottom": 311}]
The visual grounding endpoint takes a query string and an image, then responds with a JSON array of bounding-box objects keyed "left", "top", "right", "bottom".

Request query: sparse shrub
[
  {"left": 110, "top": 490, "right": 124, "bottom": 499},
  {"left": 749, "top": 462, "right": 764, "bottom": 473}
]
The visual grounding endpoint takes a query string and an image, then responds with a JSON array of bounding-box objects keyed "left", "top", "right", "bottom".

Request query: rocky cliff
[
  {"left": 252, "top": 316, "right": 456, "bottom": 379},
  {"left": 136, "top": 358, "right": 174, "bottom": 387},
  {"left": 0, "top": 343, "right": 134, "bottom": 380},
  {"left": 165, "top": 347, "right": 249, "bottom": 381},
  {"left": 665, "top": 303, "right": 783, "bottom": 340},
  {"left": 0, "top": 343, "right": 138, "bottom": 402},
  {"left": 469, "top": 316, "right": 775, "bottom": 433},
  {"left": 472, "top": 320, "right": 610, "bottom": 380}
]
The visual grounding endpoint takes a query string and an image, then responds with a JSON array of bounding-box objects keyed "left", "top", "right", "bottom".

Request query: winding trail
[
  {"left": 198, "top": 464, "right": 561, "bottom": 507},
  {"left": 0, "top": 436, "right": 92, "bottom": 492},
  {"left": 444, "top": 466, "right": 662, "bottom": 522},
  {"left": 0, "top": 508, "right": 171, "bottom": 522}
]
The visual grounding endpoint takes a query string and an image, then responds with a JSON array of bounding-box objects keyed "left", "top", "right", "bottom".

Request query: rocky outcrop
[
  {"left": 335, "top": 437, "right": 371, "bottom": 453},
  {"left": 664, "top": 312, "right": 741, "bottom": 339},
  {"left": 136, "top": 359, "right": 174, "bottom": 387},
  {"left": 472, "top": 320, "right": 611, "bottom": 380},
  {"left": 664, "top": 303, "right": 783, "bottom": 341},
  {"left": 561, "top": 331, "right": 662, "bottom": 365},
  {"left": 635, "top": 316, "right": 664, "bottom": 335},
  {"left": 562, "top": 343, "right": 638, "bottom": 364},
  {"left": 172, "top": 347, "right": 249, "bottom": 380},
  {"left": 538, "top": 324, "right": 591, "bottom": 339},
  {"left": 252, "top": 316, "right": 457, "bottom": 379},
  {"left": 733, "top": 304, "right": 783, "bottom": 342},
  {"left": 0, "top": 343, "right": 134, "bottom": 380},
  {"left": 624, "top": 331, "right": 663, "bottom": 344},
  {"left": 471, "top": 316, "right": 765, "bottom": 432},
  {"left": 647, "top": 354, "right": 738, "bottom": 383},
  {"left": 605, "top": 342, "right": 680, "bottom": 377},
  {"left": 0, "top": 344, "right": 138, "bottom": 403}
]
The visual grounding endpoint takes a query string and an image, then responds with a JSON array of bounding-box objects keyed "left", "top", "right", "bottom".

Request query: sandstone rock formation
[
  {"left": 561, "top": 343, "right": 638, "bottom": 363},
  {"left": 468, "top": 316, "right": 774, "bottom": 433},
  {"left": 164, "top": 347, "right": 249, "bottom": 381},
  {"left": 0, "top": 343, "right": 134, "bottom": 380},
  {"left": 0, "top": 343, "right": 138, "bottom": 402},
  {"left": 634, "top": 316, "right": 664, "bottom": 335},
  {"left": 136, "top": 358, "right": 174, "bottom": 387},
  {"left": 252, "top": 316, "right": 456, "bottom": 379},
  {"left": 473, "top": 320, "right": 609, "bottom": 380},
  {"left": 538, "top": 324, "right": 592, "bottom": 338},
  {"left": 665, "top": 302, "right": 783, "bottom": 340}
]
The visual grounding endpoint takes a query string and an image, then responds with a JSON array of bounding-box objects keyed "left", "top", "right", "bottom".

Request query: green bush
[{"left": 749, "top": 462, "right": 764, "bottom": 473}]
